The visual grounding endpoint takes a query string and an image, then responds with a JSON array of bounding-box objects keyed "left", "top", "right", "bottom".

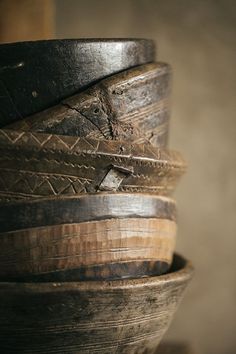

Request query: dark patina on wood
[
  {"left": 0, "top": 254, "right": 193, "bottom": 353},
  {"left": 0, "top": 39, "right": 155, "bottom": 127},
  {"left": 7, "top": 62, "right": 171, "bottom": 147},
  {"left": 0, "top": 130, "right": 186, "bottom": 201},
  {"left": 0, "top": 193, "right": 176, "bottom": 233},
  {"left": 6, "top": 260, "right": 172, "bottom": 282}
]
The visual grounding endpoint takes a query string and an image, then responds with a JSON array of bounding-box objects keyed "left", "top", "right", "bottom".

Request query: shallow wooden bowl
[
  {"left": 0, "top": 254, "right": 193, "bottom": 353},
  {"left": 0, "top": 39, "right": 155, "bottom": 127},
  {"left": 0, "top": 194, "right": 177, "bottom": 281}
]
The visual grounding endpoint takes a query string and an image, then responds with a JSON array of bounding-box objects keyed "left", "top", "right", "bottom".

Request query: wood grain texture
[
  {"left": 0, "top": 193, "right": 176, "bottom": 233},
  {"left": 0, "top": 130, "right": 186, "bottom": 201},
  {"left": 0, "top": 39, "right": 155, "bottom": 126},
  {"left": 8, "top": 62, "right": 171, "bottom": 147},
  {"left": 0, "top": 254, "right": 193, "bottom": 353},
  {"left": 0, "top": 218, "right": 176, "bottom": 280}
]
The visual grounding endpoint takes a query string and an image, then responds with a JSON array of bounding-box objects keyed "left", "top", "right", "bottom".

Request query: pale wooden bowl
[
  {"left": 0, "top": 194, "right": 177, "bottom": 281},
  {"left": 0, "top": 217, "right": 177, "bottom": 281},
  {"left": 0, "top": 253, "right": 193, "bottom": 354}
]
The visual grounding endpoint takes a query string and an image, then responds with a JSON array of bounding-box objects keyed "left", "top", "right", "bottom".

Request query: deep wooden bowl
[
  {"left": 0, "top": 254, "right": 193, "bottom": 354},
  {"left": 0, "top": 39, "right": 155, "bottom": 127},
  {"left": 0, "top": 194, "right": 177, "bottom": 281}
]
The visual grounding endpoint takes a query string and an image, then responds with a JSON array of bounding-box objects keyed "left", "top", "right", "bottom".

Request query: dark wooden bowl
[
  {"left": 0, "top": 39, "right": 155, "bottom": 127},
  {"left": 7, "top": 62, "right": 171, "bottom": 147},
  {"left": 0, "top": 254, "right": 194, "bottom": 353},
  {"left": 0, "top": 194, "right": 176, "bottom": 281},
  {"left": 0, "top": 193, "right": 177, "bottom": 233},
  {"left": 0, "top": 130, "right": 186, "bottom": 202}
]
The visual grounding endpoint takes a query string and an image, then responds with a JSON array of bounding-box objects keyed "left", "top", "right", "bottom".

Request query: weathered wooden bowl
[
  {"left": 8, "top": 62, "right": 171, "bottom": 148},
  {"left": 0, "top": 39, "right": 155, "bottom": 127},
  {"left": 0, "top": 194, "right": 177, "bottom": 281},
  {"left": 0, "top": 254, "right": 193, "bottom": 353},
  {"left": 0, "top": 130, "right": 186, "bottom": 202}
]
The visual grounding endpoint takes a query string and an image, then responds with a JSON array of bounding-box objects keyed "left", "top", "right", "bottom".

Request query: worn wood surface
[
  {"left": 0, "top": 39, "right": 155, "bottom": 126},
  {"left": 0, "top": 254, "right": 193, "bottom": 353},
  {"left": 0, "top": 218, "right": 176, "bottom": 281},
  {"left": 0, "top": 193, "right": 176, "bottom": 233},
  {"left": 8, "top": 62, "right": 171, "bottom": 147},
  {"left": 0, "top": 130, "right": 186, "bottom": 201}
]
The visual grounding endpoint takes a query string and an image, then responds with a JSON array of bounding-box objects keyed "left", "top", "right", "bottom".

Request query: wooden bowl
[
  {"left": 0, "top": 254, "right": 194, "bottom": 353},
  {"left": 8, "top": 62, "right": 171, "bottom": 148},
  {"left": 0, "top": 218, "right": 177, "bottom": 281},
  {"left": 0, "top": 39, "right": 155, "bottom": 127},
  {"left": 0, "top": 130, "right": 186, "bottom": 202},
  {"left": 0, "top": 194, "right": 177, "bottom": 281}
]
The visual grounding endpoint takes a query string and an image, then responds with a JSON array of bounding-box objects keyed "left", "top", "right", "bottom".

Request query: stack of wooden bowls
[{"left": 0, "top": 39, "right": 193, "bottom": 353}]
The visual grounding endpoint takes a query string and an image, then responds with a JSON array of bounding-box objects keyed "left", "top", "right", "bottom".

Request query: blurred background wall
[
  {"left": 0, "top": 0, "right": 54, "bottom": 42},
  {"left": 1, "top": 1, "right": 236, "bottom": 353}
]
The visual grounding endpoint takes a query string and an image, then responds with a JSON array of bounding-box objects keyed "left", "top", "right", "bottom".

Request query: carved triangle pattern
[
  {"left": 0, "top": 171, "right": 90, "bottom": 197},
  {"left": 0, "top": 130, "right": 84, "bottom": 151},
  {"left": 0, "top": 129, "right": 185, "bottom": 168}
]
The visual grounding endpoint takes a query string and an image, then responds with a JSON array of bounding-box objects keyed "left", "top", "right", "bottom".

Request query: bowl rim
[
  {"left": 0, "top": 38, "right": 155, "bottom": 47},
  {"left": 0, "top": 253, "right": 194, "bottom": 292},
  {"left": 2, "top": 192, "right": 175, "bottom": 206}
]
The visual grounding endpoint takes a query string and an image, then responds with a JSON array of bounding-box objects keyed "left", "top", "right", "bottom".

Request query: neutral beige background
[
  {"left": 55, "top": 1, "right": 236, "bottom": 353},
  {"left": 0, "top": 0, "right": 54, "bottom": 42}
]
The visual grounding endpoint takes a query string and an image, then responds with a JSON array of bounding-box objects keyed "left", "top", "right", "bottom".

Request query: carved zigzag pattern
[
  {"left": 0, "top": 129, "right": 186, "bottom": 170},
  {"left": 0, "top": 129, "right": 99, "bottom": 152},
  {"left": 0, "top": 130, "right": 185, "bottom": 201},
  {"left": 0, "top": 169, "right": 172, "bottom": 201},
  {"left": 0, "top": 171, "right": 90, "bottom": 197}
]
